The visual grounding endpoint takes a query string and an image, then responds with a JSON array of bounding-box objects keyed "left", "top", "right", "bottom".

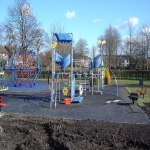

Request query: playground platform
[{"left": 1, "top": 79, "right": 150, "bottom": 124}]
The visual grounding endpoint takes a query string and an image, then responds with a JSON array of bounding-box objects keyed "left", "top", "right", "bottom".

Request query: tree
[
  {"left": 39, "top": 50, "right": 52, "bottom": 68},
  {"left": 32, "top": 28, "right": 50, "bottom": 58},
  {"left": 101, "top": 25, "right": 121, "bottom": 68},
  {"left": 91, "top": 45, "right": 97, "bottom": 59},
  {"left": 0, "top": 24, "right": 4, "bottom": 45},
  {"left": 6, "top": 0, "right": 43, "bottom": 51},
  {"left": 2, "top": 25, "right": 17, "bottom": 58},
  {"left": 122, "top": 21, "right": 139, "bottom": 69},
  {"left": 139, "top": 23, "right": 150, "bottom": 70},
  {"left": 74, "top": 38, "right": 89, "bottom": 59}
]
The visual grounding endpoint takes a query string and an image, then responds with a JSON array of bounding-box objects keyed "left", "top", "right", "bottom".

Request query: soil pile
[{"left": 0, "top": 113, "right": 150, "bottom": 150}]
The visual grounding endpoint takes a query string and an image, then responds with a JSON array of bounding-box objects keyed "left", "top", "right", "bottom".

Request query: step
[{"left": 72, "top": 97, "right": 83, "bottom": 103}]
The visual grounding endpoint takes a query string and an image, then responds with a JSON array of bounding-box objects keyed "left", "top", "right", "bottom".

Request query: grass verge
[{"left": 117, "top": 79, "right": 150, "bottom": 107}]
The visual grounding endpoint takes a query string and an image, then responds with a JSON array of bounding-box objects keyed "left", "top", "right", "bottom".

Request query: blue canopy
[{"left": 54, "top": 33, "right": 72, "bottom": 43}]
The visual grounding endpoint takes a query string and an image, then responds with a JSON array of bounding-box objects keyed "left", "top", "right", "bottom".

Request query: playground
[
  {"left": 0, "top": 79, "right": 150, "bottom": 149},
  {"left": 0, "top": 33, "right": 150, "bottom": 149}
]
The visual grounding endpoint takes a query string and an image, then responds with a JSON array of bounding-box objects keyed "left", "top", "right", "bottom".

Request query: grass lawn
[{"left": 117, "top": 79, "right": 150, "bottom": 106}]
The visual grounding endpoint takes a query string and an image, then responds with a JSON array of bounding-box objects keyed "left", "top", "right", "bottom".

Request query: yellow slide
[{"left": 105, "top": 68, "right": 111, "bottom": 84}]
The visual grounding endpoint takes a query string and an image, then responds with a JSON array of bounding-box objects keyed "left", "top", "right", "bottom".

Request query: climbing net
[{"left": 5, "top": 36, "right": 42, "bottom": 87}]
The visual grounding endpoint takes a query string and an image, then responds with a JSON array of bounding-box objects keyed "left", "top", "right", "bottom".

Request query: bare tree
[
  {"left": 6, "top": 0, "right": 43, "bottom": 50},
  {"left": 74, "top": 38, "right": 89, "bottom": 59},
  {"left": 91, "top": 45, "right": 97, "bottom": 59},
  {"left": 39, "top": 50, "right": 52, "bottom": 67},
  {"left": 101, "top": 25, "right": 121, "bottom": 68},
  {"left": 32, "top": 28, "right": 50, "bottom": 57},
  {"left": 0, "top": 24, "right": 4, "bottom": 45},
  {"left": 137, "top": 23, "right": 150, "bottom": 70},
  {"left": 2, "top": 25, "right": 17, "bottom": 58},
  {"left": 122, "top": 21, "right": 139, "bottom": 69},
  {"left": 121, "top": 22, "right": 150, "bottom": 70}
]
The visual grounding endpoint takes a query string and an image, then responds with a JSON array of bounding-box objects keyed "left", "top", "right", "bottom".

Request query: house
[{"left": 103, "top": 55, "right": 130, "bottom": 68}]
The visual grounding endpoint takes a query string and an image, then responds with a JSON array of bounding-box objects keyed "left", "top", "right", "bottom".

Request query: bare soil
[{"left": 0, "top": 104, "right": 150, "bottom": 150}]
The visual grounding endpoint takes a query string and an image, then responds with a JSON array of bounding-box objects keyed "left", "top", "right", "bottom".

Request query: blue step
[{"left": 72, "top": 97, "right": 83, "bottom": 103}]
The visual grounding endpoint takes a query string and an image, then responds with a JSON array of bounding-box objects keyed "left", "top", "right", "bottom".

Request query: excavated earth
[{"left": 0, "top": 109, "right": 150, "bottom": 150}]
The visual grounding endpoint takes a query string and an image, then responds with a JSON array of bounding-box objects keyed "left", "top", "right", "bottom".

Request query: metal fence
[{"left": 39, "top": 70, "right": 150, "bottom": 80}]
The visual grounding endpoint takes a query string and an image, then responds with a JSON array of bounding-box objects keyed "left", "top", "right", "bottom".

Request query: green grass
[{"left": 117, "top": 79, "right": 150, "bottom": 107}]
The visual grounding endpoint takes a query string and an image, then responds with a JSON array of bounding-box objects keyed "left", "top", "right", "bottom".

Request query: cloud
[
  {"left": 122, "top": 35, "right": 129, "bottom": 40},
  {"left": 117, "top": 19, "right": 120, "bottom": 22},
  {"left": 65, "top": 11, "right": 76, "bottom": 19},
  {"left": 115, "top": 26, "right": 119, "bottom": 29},
  {"left": 120, "top": 17, "right": 139, "bottom": 29},
  {"left": 92, "top": 18, "right": 103, "bottom": 23},
  {"left": 75, "top": 31, "right": 82, "bottom": 37}
]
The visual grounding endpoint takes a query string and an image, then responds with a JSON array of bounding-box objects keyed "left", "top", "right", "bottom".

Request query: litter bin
[
  {"left": 139, "top": 77, "right": 143, "bottom": 86},
  {"left": 104, "top": 78, "right": 108, "bottom": 85},
  {"left": 89, "top": 78, "right": 96, "bottom": 86}
]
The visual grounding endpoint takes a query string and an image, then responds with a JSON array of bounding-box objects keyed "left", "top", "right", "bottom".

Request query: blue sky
[{"left": 0, "top": 0, "right": 150, "bottom": 48}]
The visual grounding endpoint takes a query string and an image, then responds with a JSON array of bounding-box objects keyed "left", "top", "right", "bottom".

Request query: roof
[{"left": 0, "top": 45, "right": 8, "bottom": 53}]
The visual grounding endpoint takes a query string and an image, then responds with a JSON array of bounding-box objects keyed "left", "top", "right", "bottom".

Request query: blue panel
[
  {"left": 61, "top": 53, "right": 70, "bottom": 70},
  {"left": 55, "top": 52, "right": 62, "bottom": 63},
  {"left": 93, "top": 56, "right": 101, "bottom": 69},
  {"left": 72, "top": 97, "right": 83, "bottom": 103},
  {"left": 54, "top": 33, "right": 72, "bottom": 43}
]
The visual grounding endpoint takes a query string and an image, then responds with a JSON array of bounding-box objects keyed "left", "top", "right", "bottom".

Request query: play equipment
[
  {"left": 5, "top": 36, "right": 42, "bottom": 87},
  {"left": 62, "top": 87, "right": 69, "bottom": 96},
  {"left": 104, "top": 68, "right": 111, "bottom": 84},
  {"left": 50, "top": 33, "right": 84, "bottom": 109},
  {"left": 49, "top": 34, "right": 119, "bottom": 108},
  {"left": 106, "top": 99, "right": 121, "bottom": 104},
  {"left": 78, "top": 85, "right": 83, "bottom": 96},
  {"left": 73, "top": 55, "right": 106, "bottom": 95},
  {"left": 64, "top": 98, "right": 71, "bottom": 105}
]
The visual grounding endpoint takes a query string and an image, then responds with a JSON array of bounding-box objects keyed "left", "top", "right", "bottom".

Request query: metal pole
[
  {"left": 97, "top": 68, "right": 99, "bottom": 93},
  {"left": 71, "top": 41, "right": 73, "bottom": 102},
  {"left": 98, "top": 40, "right": 106, "bottom": 95},
  {"left": 100, "top": 44, "right": 103, "bottom": 95},
  {"left": 50, "top": 46, "right": 55, "bottom": 109}
]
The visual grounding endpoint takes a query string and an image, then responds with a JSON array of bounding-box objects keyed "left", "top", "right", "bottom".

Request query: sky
[{"left": 0, "top": 0, "right": 150, "bottom": 49}]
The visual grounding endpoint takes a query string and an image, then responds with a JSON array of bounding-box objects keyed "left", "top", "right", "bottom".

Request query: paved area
[{"left": 1, "top": 80, "right": 150, "bottom": 124}]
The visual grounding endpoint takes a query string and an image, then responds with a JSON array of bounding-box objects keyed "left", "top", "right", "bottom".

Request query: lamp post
[{"left": 98, "top": 40, "right": 106, "bottom": 95}]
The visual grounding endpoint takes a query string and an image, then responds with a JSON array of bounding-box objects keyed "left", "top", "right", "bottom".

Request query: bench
[
  {"left": 137, "top": 85, "right": 147, "bottom": 98},
  {"left": 130, "top": 92, "right": 138, "bottom": 104}
]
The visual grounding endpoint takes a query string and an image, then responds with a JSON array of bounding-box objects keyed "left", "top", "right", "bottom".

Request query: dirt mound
[{"left": 0, "top": 113, "right": 150, "bottom": 150}]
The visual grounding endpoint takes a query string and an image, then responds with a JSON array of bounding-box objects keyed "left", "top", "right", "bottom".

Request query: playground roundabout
[{"left": 0, "top": 80, "right": 150, "bottom": 149}]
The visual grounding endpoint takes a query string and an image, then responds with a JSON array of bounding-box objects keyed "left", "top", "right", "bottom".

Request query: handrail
[{"left": 110, "top": 68, "right": 118, "bottom": 97}]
